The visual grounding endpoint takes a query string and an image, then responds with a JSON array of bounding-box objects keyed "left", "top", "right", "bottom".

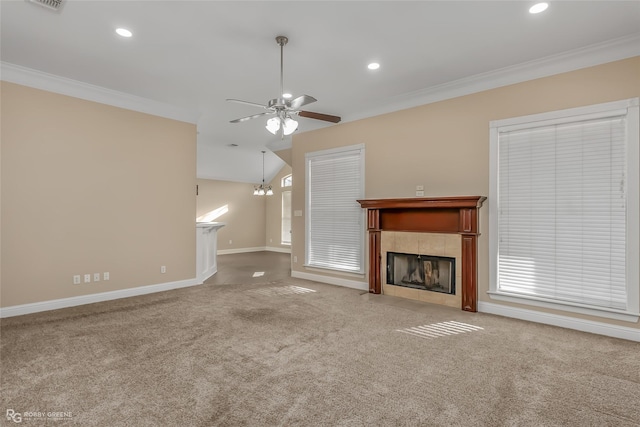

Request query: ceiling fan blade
[
  {"left": 226, "top": 98, "right": 267, "bottom": 109},
  {"left": 289, "top": 95, "right": 317, "bottom": 110},
  {"left": 298, "top": 110, "right": 341, "bottom": 123},
  {"left": 230, "top": 112, "right": 274, "bottom": 123}
]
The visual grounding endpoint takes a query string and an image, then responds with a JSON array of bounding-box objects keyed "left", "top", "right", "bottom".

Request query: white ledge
[{"left": 196, "top": 221, "right": 225, "bottom": 230}]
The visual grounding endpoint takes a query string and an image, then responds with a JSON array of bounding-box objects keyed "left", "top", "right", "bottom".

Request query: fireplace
[
  {"left": 357, "top": 196, "right": 486, "bottom": 312},
  {"left": 387, "top": 252, "right": 455, "bottom": 295}
]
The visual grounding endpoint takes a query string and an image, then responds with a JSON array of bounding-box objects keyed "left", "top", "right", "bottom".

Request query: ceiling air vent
[{"left": 27, "top": 0, "right": 64, "bottom": 12}]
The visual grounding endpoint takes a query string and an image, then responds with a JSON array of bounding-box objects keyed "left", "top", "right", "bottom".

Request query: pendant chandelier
[{"left": 254, "top": 151, "right": 273, "bottom": 196}]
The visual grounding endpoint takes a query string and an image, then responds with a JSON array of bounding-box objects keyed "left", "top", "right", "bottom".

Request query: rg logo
[{"left": 6, "top": 409, "right": 22, "bottom": 423}]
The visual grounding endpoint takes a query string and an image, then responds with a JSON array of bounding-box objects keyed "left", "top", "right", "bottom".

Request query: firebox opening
[{"left": 386, "top": 252, "right": 455, "bottom": 295}]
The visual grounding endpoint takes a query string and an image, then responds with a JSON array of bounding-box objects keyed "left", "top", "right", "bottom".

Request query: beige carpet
[{"left": 2, "top": 257, "right": 639, "bottom": 426}]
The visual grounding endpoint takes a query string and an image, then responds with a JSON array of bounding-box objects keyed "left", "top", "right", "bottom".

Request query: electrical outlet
[
  {"left": 84, "top": 274, "right": 91, "bottom": 283},
  {"left": 294, "top": 256, "right": 298, "bottom": 263},
  {"left": 229, "top": 239, "right": 232, "bottom": 245},
  {"left": 416, "top": 185, "right": 424, "bottom": 191},
  {"left": 73, "top": 275, "right": 81, "bottom": 285},
  {"left": 103, "top": 272, "right": 110, "bottom": 281},
  {"left": 94, "top": 273, "right": 100, "bottom": 282},
  {"left": 416, "top": 190, "right": 425, "bottom": 197},
  {"left": 161, "top": 266, "right": 166, "bottom": 274}
]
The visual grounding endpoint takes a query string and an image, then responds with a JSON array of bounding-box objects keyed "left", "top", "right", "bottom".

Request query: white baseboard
[
  {"left": 217, "top": 246, "right": 267, "bottom": 255},
  {"left": 478, "top": 301, "right": 640, "bottom": 342},
  {"left": 291, "top": 270, "right": 368, "bottom": 292},
  {"left": 197, "top": 267, "right": 217, "bottom": 285},
  {"left": 218, "top": 246, "right": 291, "bottom": 255},
  {"left": 0, "top": 278, "right": 199, "bottom": 318},
  {"left": 265, "top": 246, "right": 291, "bottom": 254}
]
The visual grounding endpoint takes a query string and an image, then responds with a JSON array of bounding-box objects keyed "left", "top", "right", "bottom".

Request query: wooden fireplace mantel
[{"left": 357, "top": 196, "right": 486, "bottom": 312}]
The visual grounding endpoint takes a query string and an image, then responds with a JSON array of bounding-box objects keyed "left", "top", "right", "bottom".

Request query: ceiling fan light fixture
[
  {"left": 282, "top": 117, "right": 298, "bottom": 135},
  {"left": 266, "top": 117, "right": 280, "bottom": 134},
  {"left": 282, "top": 93, "right": 292, "bottom": 99}
]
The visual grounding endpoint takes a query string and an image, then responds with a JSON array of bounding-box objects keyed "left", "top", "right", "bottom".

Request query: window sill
[{"left": 487, "top": 291, "right": 640, "bottom": 323}]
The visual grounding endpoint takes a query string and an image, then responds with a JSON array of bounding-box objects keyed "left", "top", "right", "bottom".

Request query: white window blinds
[
  {"left": 305, "top": 145, "right": 364, "bottom": 273},
  {"left": 496, "top": 111, "right": 630, "bottom": 310}
]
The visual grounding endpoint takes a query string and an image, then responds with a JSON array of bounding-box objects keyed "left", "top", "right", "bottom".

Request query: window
[
  {"left": 281, "top": 190, "right": 291, "bottom": 245},
  {"left": 305, "top": 144, "right": 365, "bottom": 274},
  {"left": 489, "top": 98, "right": 639, "bottom": 321},
  {"left": 281, "top": 174, "right": 292, "bottom": 245}
]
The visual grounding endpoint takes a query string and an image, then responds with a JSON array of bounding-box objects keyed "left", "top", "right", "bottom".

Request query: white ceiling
[{"left": 2, "top": 0, "right": 639, "bottom": 184}]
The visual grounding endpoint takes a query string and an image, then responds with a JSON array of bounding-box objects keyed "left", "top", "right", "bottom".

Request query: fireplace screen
[{"left": 386, "top": 252, "right": 455, "bottom": 295}]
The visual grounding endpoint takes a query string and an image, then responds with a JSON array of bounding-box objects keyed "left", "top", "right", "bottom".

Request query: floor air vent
[
  {"left": 28, "top": 0, "right": 64, "bottom": 12},
  {"left": 397, "top": 321, "right": 483, "bottom": 339}
]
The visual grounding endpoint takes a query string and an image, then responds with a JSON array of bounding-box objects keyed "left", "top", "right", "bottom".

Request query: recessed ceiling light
[
  {"left": 529, "top": 2, "right": 548, "bottom": 14},
  {"left": 115, "top": 28, "right": 133, "bottom": 38},
  {"left": 282, "top": 93, "right": 292, "bottom": 99},
  {"left": 368, "top": 62, "right": 380, "bottom": 70}
]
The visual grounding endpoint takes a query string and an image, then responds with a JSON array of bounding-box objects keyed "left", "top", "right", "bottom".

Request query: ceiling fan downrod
[{"left": 276, "top": 36, "right": 288, "bottom": 106}]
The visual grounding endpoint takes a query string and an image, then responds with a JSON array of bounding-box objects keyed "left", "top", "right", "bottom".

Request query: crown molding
[
  {"left": 346, "top": 33, "right": 640, "bottom": 123},
  {"left": 272, "top": 33, "right": 640, "bottom": 152},
  {"left": 0, "top": 62, "right": 199, "bottom": 124},
  {"left": 3, "top": 33, "right": 638, "bottom": 134}
]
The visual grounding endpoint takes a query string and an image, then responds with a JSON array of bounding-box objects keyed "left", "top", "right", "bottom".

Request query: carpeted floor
[{"left": 1, "top": 252, "right": 639, "bottom": 426}]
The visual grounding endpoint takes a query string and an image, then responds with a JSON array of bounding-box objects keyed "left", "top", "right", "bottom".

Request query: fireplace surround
[{"left": 357, "top": 196, "right": 486, "bottom": 312}]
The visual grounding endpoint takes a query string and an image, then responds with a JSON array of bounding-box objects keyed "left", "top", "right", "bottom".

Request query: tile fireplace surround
[{"left": 357, "top": 196, "right": 486, "bottom": 312}]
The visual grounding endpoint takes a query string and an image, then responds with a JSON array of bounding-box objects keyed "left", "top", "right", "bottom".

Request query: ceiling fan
[{"left": 227, "top": 36, "right": 341, "bottom": 137}]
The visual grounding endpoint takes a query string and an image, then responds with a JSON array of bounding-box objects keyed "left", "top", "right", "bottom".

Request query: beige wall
[
  {"left": 196, "top": 179, "right": 266, "bottom": 251},
  {"left": 196, "top": 164, "right": 292, "bottom": 253},
  {"left": 1, "top": 82, "right": 197, "bottom": 308},
  {"left": 291, "top": 56, "right": 640, "bottom": 329}
]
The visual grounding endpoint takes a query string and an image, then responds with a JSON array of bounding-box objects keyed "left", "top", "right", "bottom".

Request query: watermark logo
[
  {"left": 6, "top": 409, "right": 22, "bottom": 423},
  {"left": 5, "top": 409, "right": 73, "bottom": 423}
]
